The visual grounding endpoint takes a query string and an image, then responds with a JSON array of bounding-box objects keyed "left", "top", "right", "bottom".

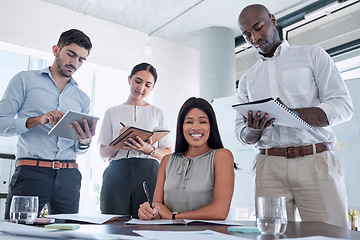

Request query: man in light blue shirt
[{"left": 0, "top": 29, "right": 97, "bottom": 218}]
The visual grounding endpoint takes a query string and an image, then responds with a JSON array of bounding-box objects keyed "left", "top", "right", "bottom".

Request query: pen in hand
[
  {"left": 142, "top": 181, "right": 153, "bottom": 209},
  {"left": 120, "top": 122, "right": 125, "bottom": 127}
]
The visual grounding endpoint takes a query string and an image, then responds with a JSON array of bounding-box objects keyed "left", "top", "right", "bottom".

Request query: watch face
[{"left": 172, "top": 211, "right": 179, "bottom": 220}]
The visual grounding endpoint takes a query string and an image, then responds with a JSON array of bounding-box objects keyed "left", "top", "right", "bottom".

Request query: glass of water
[
  {"left": 256, "top": 196, "right": 287, "bottom": 235},
  {"left": 10, "top": 195, "right": 39, "bottom": 224}
]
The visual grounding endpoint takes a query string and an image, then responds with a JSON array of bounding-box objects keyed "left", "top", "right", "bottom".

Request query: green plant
[{"left": 348, "top": 209, "right": 360, "bottom": 221}]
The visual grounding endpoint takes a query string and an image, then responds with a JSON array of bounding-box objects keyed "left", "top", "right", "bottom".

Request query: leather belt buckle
[
  {"left": 52, "top": 161, "right": 61, "bottom": 169},
  {"left": 285, "top": 147, "right": 295, "bottom": 158}
]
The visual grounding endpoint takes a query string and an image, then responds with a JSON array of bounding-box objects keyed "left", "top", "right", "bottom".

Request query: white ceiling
[{"left": 40, "top": 0, "right": 321, "bottom": 49}]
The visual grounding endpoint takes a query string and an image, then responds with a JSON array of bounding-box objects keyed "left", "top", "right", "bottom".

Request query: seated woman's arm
[
  {"left": 138, "top": 154, "right": 170, "bottom": 220},
  {"left": 148, "top": 146, "right": 172, "bottom": 162},
  {"left": 149, "top": 149, "right": 234, "bottom": 220}
]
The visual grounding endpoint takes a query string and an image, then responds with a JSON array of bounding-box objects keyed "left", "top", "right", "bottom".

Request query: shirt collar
[
  {"left": 257, "top": 40, "right": 290, "bottom": 61},
  {"left": 40, "top": 67, "right": 78, "bottom": 86}
]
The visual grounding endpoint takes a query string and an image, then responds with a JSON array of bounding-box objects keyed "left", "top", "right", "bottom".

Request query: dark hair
[
  {"left": 130, "top": 62, "right": 158, "bottom": 84},
  {"left": 57, "top": 29, "right": 92, "bottom": 53},
  {"left": 175, "top": 97, "right": 223, "bottom": 153}
]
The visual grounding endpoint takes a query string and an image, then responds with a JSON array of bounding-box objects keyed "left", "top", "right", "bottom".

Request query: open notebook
[
  {"left": 109, "top": 126, "right": 170, "bottom": 149},
  {"left": 232, "top": 98, "right": 313, "bottom": 130},
  {"left": 126, "top": 218, "right": 244, "bottom": 226}
]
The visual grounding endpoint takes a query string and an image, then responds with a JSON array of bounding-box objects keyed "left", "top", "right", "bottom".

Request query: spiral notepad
[{"left": 232, "top": 98, "right": 314, "bottom": 130}]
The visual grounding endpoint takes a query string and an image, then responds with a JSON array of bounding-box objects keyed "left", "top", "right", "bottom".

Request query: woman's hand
[
  {"left": 123, "top": 135, "right": 153, "bottom": 154},
  {"left": 153, "top": 203, "right": 172, "bottom": 219},
  {"left": 138, "top": 202, "right": 159, "bottom": 220}
]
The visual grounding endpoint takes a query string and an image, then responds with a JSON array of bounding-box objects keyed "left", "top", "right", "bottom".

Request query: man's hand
[
  {"left": 245, "top": 110, "right": 275, "bottom": 129},
  {"left": 26, "top": 110, "right": 65, "bottom": 129},
  {"left": 240, "top": 110, "right": 275, "bottom": 144},
  {"left": 71, "top": 118, "right": 97, "bottom": 147}
]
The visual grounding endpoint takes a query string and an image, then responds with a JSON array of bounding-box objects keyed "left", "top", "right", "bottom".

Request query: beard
[{"left": 55, "top": 56, "right": 76, "bottom": 78}]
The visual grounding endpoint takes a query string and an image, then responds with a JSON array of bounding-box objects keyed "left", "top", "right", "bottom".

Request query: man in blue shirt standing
[{"left": 0, "top": 29, "right": 97, "bottom": 218}]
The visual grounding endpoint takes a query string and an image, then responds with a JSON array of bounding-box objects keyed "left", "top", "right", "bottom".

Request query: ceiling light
[{"left": 304, "top": 2, "right": 340, "bottom": 20}]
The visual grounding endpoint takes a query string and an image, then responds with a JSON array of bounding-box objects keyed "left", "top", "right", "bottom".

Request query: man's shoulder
[
  {"left": 14, "top": 69, "right": 42, "bottom": 77},
  {"left": 9, "top": 70, "right": 43, "bottom": 85},
  {"left": 287, "top": 44, "right": 323, "bottom": 53}
]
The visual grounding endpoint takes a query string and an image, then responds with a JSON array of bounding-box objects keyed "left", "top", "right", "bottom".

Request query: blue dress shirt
[{"left": 0, "top": 67, "right": 90, "bottom": 160}]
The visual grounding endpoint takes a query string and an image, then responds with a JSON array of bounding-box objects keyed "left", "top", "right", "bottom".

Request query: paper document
[
  {"left": 48, "top": 110, "right": 99, "bottom": 140},
  {"left": 126, "top": 219, "right": 186, "bottom": 225},
  {"left": 0, "top": 221, "right": 143, "bottom": 239},
  {"left": 232, "top": 98, "right": 313, "bottom": 130},
  {"left": 133, "top": 229, "right": 246, "bottom": 240},
  {"left": 45, "top": 213, "right": 124, "bottom": 224},
  {"left": 126, "top": 218, "right": 244, "bottom": 226}
]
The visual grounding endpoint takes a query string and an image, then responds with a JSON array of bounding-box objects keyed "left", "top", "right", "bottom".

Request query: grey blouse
[{"left": 163, "top": 149, "right": 217, "bottom": 213}]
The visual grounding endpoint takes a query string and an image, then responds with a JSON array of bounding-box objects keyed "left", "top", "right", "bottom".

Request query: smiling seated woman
[{"left": 138, "top": 97, "right": 236, "bottom": 220}]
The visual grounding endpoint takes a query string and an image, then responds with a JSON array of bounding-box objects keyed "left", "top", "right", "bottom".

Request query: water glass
[
  {"left": 256, "top": 196, "right": 287, "bottom": 235},
  {"left": 10, "top": 196, "right": 39, "bottom": 224}
]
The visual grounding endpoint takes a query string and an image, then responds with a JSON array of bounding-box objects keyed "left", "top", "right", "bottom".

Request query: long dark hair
[
  {"left": 175, "top": 97, "right": 223, "bottom": 153},
  {"left": 130, "top": 62, "right": 158, "bottom": 85}
]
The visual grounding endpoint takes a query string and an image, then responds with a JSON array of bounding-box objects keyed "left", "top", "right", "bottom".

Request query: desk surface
[{"left": 73, "top": 220, "right": 360, "bottom": 239}]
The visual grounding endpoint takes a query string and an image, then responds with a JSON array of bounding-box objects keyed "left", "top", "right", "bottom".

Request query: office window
[
  {"left": 0, "top": 49, "right": 30, "bottom": 154},
  {"left": 335, "top": 54, "right": 360, "bottom": 80},
  {"left": 0, "top": 43, "right": 131, "bottom": 214},
  {"left": 77, "top": 66, "right": 130, "bottom": 213}
]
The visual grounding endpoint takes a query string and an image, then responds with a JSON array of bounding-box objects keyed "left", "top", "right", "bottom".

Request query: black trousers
[
  {"left": 4, "top": 161, "right": 81, "bottom": 219},
  {"left": 100, "top": 158, "right": 159, "bottom": 218}
]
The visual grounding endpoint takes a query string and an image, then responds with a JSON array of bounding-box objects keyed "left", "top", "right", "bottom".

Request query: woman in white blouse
[{"left": 98, "top": 63, "right": 172, "bottom": 218}]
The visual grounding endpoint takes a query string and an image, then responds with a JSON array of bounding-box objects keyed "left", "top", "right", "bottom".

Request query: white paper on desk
[
  {"left": 134, "top": 229, "right": 247, "bottom": 240},
  {"left": 126, "top": 218, "right": 244, "bottom": 226},
  {"left": 0, "top": 221, "right": 146, "bottom": 240},
  {"left": 45, "top": 213, "right": 124, "bottom": 224},
  {"left": 49, "top": 231, "right": 146, "bottom": 240},
  {"left": 286, "top": 237, "right": 346, "bottom": 240},
  {"left": 0, "top": 221, "right": 56, "bottom": 238},
  {"left": 126, "top": 218, "right": 186, "bottom": 225},
  {"left": 184, "top": 219, "right": 244, "bottom": 226}
]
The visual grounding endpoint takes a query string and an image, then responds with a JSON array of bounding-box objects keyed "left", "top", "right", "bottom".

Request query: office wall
[{"left": 0, "top": 0, "right": 200, "bottom": 133}]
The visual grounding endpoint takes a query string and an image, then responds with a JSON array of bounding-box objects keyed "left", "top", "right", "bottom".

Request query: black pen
[
  {"left": 142, "top": 181, "right": 153, "bottom": 208},
  {"left": 120, "top": 122, "right": 125, "bottom": 127}
]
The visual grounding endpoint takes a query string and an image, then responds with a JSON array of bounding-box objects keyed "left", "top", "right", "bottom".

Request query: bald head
[
  {"left": 239, "top": 4, "right": 270, "bottom": 26},
  {"left": 238, "top": 4, "right": 281, "bottom": 57}
]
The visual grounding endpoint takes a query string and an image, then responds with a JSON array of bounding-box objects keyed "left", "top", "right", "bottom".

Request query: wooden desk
[{"left": 74, "top": 220, "right": 360, "bottom": 239}]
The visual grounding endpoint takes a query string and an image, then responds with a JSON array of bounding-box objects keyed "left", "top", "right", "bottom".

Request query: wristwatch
[
  {"left": 148, "top": 146, "right": 156, "bottom": 156},
  {"left": 172, "top": 211, "right": 179, "bottom": 220},
  {"left": 78, "top": 143, "right": 90, "bottom": 149}
]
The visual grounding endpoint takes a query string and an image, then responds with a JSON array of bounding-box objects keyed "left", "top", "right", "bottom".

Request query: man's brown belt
[
  {"left": 16, "top": 159, "right": 78, "bottom": 169},
  {"left": 259, "top": 142, "right": 332, "bottom": 158}
]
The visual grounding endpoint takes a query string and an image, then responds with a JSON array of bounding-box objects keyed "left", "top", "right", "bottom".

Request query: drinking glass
[
  {"left": 10, "top": 196, "right": 39, "bottom": 224},
  {"left": 256, "top": 196, "right": 287, "bottom": 235}
]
